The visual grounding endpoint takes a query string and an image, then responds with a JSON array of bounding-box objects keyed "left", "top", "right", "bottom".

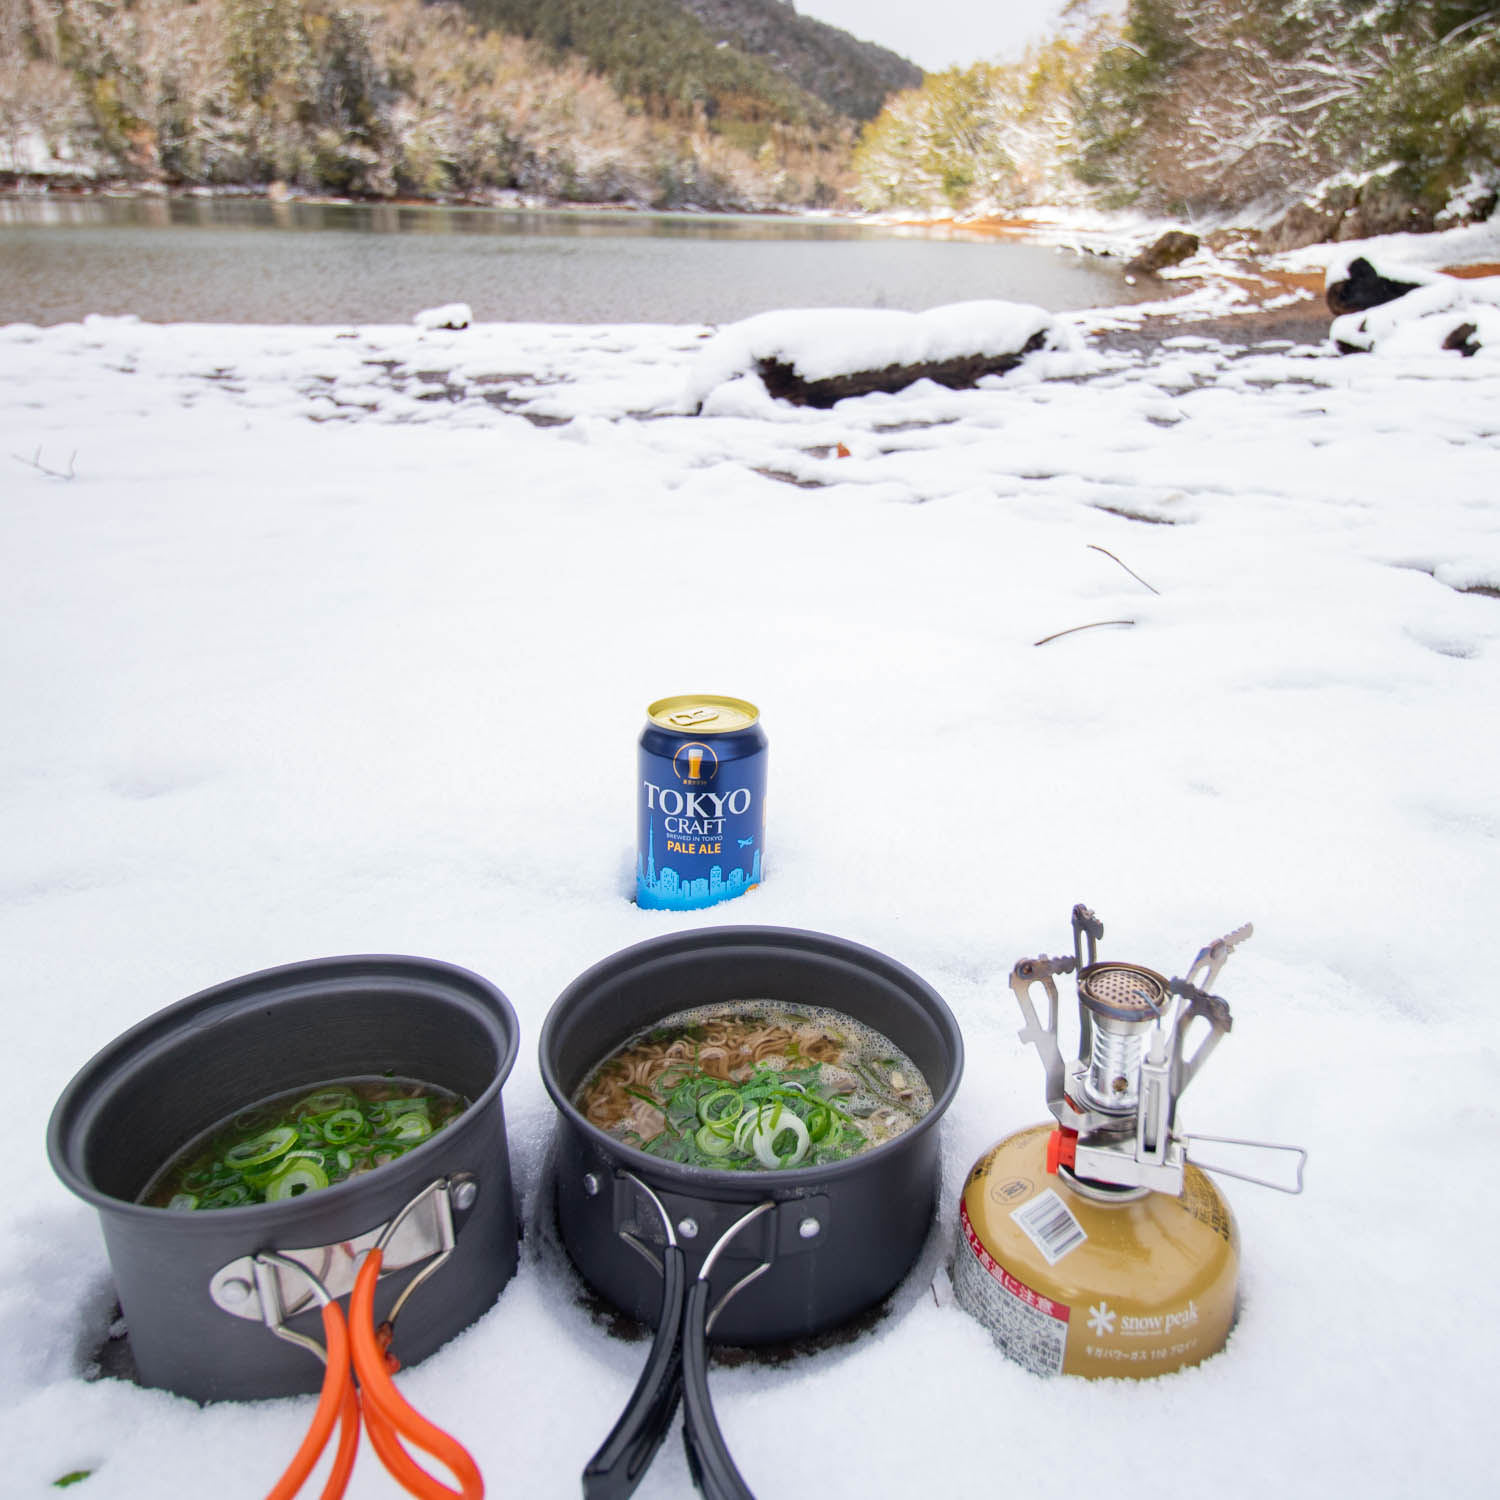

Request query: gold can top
[{"left": 646, "top": 695, "right": 760, "bottom": 734}]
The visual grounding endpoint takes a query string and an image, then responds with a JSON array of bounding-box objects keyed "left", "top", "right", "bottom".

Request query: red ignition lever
[{"left": 1046, "top": 1128, "right": 1078, "bottom": 1175}]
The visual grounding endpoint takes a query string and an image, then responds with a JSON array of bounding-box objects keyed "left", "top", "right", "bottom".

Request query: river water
[{"left": 0, "top": 195, "right": 1154, "bottom": 326}]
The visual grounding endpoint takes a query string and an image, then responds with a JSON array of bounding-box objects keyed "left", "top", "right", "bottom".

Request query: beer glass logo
[{"left": 673, "top": 741, "right": 718, "bottom": 784}]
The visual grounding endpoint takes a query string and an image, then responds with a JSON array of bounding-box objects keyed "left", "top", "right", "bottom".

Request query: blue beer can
[{"left": 636, "top": 695, "right": 767, "bottom": 911}]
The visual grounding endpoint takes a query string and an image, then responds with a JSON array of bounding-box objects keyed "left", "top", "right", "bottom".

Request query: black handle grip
[
  {"left": 583, "top": 1245, "right": 688, "bottom": 1500},
  {"left": 681, "top": 1278, "right": 757, "bottom": 1500}
]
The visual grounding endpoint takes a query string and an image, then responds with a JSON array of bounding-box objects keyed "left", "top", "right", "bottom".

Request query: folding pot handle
[
  {"left": 261, "top": 1296, "right": 360, "bottom": 1500},
  {"left": 583, "top": 1243, "right": 688, "bottom": 1500},
  {"left": 349, "top": 1247, "right": 484, "bottom": 1499},
  {"left": 678, "top": 1200, "right": 776, "bottom": 1500},
  {"left": 681, "top": 1278, "right": 755, "bottom": 1500}
]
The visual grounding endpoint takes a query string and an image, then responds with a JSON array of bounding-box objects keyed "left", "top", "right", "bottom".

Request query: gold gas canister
[{"left": 954, "top": 906, "right": 1304, "bottom": 1379}]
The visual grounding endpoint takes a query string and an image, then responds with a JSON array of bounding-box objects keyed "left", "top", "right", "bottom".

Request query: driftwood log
[{"left": 755, "top": 329, "right": 1049, "bottom": 408}]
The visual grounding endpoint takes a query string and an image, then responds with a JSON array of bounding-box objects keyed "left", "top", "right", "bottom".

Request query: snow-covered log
[
  {"left": 685, "top": 301, "right": 1070, "bottom": 409},
  {"left": 1329, "top": 257, "right": 1500, "bottom": 356}
]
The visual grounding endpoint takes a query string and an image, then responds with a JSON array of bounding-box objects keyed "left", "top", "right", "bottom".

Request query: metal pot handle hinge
[{"left": 583, "top": 1175, "right": 778, "bottom": 1500}]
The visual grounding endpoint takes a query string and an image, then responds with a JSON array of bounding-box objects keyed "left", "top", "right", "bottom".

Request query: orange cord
[
  {"left": 322, "top": 1366, "right": 361, "bottom": 1500},
  {"left": 264, "top": 1301, "right": 357, "bottom": 1500},
  {"left": 349, "top": 1249, "right": 485, "bottom": 1500}
]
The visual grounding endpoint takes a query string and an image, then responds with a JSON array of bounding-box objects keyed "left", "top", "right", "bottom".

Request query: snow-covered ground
[{"left": 2, "top": 238, "right": 1498, "bottom": 1499}]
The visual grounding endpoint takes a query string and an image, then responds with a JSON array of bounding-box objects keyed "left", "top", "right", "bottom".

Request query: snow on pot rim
[
  {"left": 47, "top": 953, "right": 522, "bottom": 1403},
  {"left": 539, "top": 925, "right": 964, "bottom": 1345}
]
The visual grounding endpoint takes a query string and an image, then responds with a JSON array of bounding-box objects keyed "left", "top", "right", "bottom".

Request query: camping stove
[{"left": 953, "top": 905, "right": 1305, "bottom": 1379}]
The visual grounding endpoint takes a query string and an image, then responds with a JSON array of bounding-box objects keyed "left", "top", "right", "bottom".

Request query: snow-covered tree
[
  {"left": 1075, "top": 0, "right": 1500, "bottom": 221},
  {"left": 852, "top": 19, "right": 1112, "bottom": 214}
]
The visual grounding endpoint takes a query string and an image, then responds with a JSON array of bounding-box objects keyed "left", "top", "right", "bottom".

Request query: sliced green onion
[
  {"left": 388, "top": 1113, "right": 432, "bottom": 1141},
  {"left": 224, "top": 1126, "right": 297, "bottom": 1170},
  {"left": 697, "top": 1090, "right": 743, "bottom": 1127},
  {"left": 167, "top": 1193, "right": 199, "bottom": 1211},
  {"left": 321, "top": 1109, "right": 365, "bottom": 1144},
  {"left": 200, "top": 1183, "right": 252, "bottom": 1208},
  {"left": 753, "top": 1111, "right": 809, "bottom": 1168},
  {"left": 377, "top": 1096, "right": 430, "bottom": 1117},
  {"left": 264, "top": 1158, "right": 330, "bottom": 1201},
  {"left": 299, "top": 1090, "right": 358, "bottom": 1116},
  {"left": 695, "top": 1124, "right": 736, "bottom": 1157}
]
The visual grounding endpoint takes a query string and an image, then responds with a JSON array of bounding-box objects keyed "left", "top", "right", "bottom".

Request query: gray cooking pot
[
  {"left": 541, "top": 926, "right": 964, "bottom": 1500},
  {"left": 540, "top": 926, "right": 964, "bottom": 1343},
  {"left": 47, "top": 954, "right": 520, "bottom": 1403}
]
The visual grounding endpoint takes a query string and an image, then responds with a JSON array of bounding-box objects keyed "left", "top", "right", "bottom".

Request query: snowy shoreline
[{"left": 3, "top": 237, "right": 1498, "bottom": 1498}]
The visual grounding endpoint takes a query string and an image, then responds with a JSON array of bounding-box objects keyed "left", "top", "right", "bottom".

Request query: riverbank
[{"left": 906, "top": 205, "right": 1500, "bottom": 346}]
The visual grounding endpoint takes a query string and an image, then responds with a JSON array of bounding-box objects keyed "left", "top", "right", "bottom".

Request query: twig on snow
[
  {"left": 1088, "top": 543, "right": 1160, "bottom": 595},
  {"left": 1034, "top": 620, "right": 1136, "bottom": 647},
  {"left": 13, "top": 447, "right": 77, "bottom": 480}
]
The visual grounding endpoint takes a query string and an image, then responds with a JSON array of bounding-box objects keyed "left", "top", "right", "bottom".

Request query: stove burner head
[{"left": 1078, "top": 963, "right": 1169, "bottom": 1021}]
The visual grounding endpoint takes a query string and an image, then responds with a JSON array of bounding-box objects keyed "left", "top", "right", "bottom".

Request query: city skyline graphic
[{"left": 636, "top": 819, "right": 761, "bottom": 910}]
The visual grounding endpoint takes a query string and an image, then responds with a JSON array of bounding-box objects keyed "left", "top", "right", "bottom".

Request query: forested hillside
[
  {"left": 5, "top": 0, "right": 1494, "bottom": 247},
  {"left": 462, "top": 0, "right": 919, "bottom": 125},
  {"left": 0, "top": 0, "right": 916, "bottom": 208},
  {"left": 854, "top": 0, "right": 1500, "bottom": 246}
]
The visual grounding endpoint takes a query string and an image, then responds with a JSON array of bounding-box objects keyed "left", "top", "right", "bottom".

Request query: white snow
[
  {"left": 2, "top": 245, "right": 1499, "bottom": 1500},
  {"left": 1272, "top": 214, "right": 1500, "bottom": 278},
  {"left": 414, "top": 304, "right": 473, "bottom": 332}
]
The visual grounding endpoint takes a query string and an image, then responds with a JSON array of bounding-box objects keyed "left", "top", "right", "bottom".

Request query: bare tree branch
[{"left": 12, "top": 446, "right": 77, "bottom": 479}]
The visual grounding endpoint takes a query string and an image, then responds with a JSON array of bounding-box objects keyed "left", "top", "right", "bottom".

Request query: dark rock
[
  {"left": 1326, "top": 257, "right": 1424, "bottom": 316},
  {"left": 1125, "top": 230, "right": 1200, "bottom": 276},
  {"left": 755, "top": 329, "right": 1050, "bottom": 408},
  {"left": 1258, "top": 192, "right": 1353, "bottom": 253},
  {"left": 1442, "top": 321, "right": 1481, "bottom": 357},
  {"left": 1335, "top": 187, "right": 1435, "bottom": 242},
  {"left": 1261, "top": 179, "right": 1440, "bottom": 253}
]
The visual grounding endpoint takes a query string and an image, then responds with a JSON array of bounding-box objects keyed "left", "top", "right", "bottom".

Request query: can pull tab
[{"left": 668, "top": 708, "right": 720, "bottom": 727}]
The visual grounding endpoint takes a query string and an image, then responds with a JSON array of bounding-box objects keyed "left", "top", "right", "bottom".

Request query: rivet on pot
[
  {"left": 583, "top": 1173, "right": 601, "bottom": 1197},
  {"left": 798, "top": 1216, "right": 821, "bottom": 1240},
  {"left": 219, "top": 1276, "right": 254, "bottom": 1306},
  {"left": 452, "top": 1180, "right": 479, "bottom": 1212},
  {"left": 677, "top": 1218, "right": 700, "bottom": 1240}
]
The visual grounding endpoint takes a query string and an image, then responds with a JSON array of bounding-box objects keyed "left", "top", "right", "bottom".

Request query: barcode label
[{"left": 1011, "top": 1189, "right": 1086, "bottom": 1265}]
